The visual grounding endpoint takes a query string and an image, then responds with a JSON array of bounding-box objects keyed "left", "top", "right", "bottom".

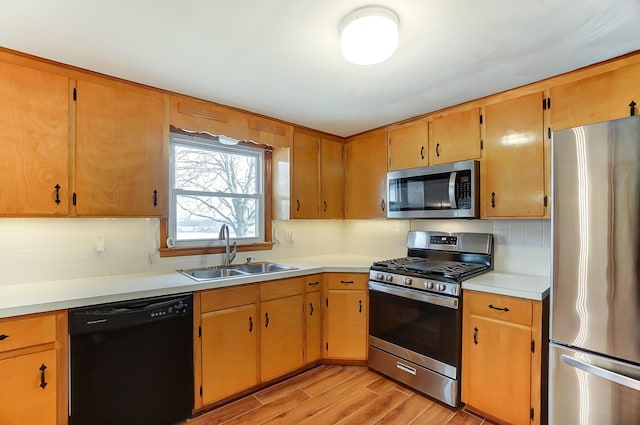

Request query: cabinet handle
[
  {"left": 323, "top": 201, "right": 328, "bottom": 212},
  {"left": 630, "top": 100, "right": 637, "bottom": 117},
  {"left": 249, "top": 316, "right": 253, "bottom": 333},
  {"left": 473, "top": 327, "right": 479, "bottom": 345},
  {"left": 420, "top": 146, "right": 425, "bottom": 160},
  {"left": 436, "top": 143, "right": 440, "bottom": 157},
  {"left": 340, "top": 280, "right": 355, "bottom": 286},
  {"left": 380, "top": 199, "right": 386, "bottom": 212},
  {"left": 153, "top": 189, "right": 158, "bottom": 207},
  {"left": 359, "top": 299, "right": 363, "bottom": 313},
  {"left": 39, "top": 364, "right": 48, "bottom": 389},
  {"left": 309, "top": 302, "right": 314, "bottom": 316},
  {"left": 0, "top": 334, "right": 8, "bottom": 341},
  {"left": 308, "top": 281, "right": 319, "bottom": 287},
  {"left": 488, "top": 304, "right": 510, "bottom": 312},
  {"left": 296, "top": 199, "right": 301, "bottom": 212},
  {"left": 265, "top": 312, "right": 269, "bottom": 328},
  {"left": 491, "top": 192, "right": 496, "bottom": 208},
  {"left": 54, "top": 184, "right": 61, "bottom": 205}
]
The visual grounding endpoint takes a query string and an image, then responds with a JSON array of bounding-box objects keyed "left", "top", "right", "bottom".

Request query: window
[{"left": 169, "top": 131, "right": 266, "bottom": 248}]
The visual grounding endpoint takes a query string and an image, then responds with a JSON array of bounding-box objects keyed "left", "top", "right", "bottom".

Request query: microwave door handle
[{"left": 448, "top": 171, "right": 457, "bottom": 209}]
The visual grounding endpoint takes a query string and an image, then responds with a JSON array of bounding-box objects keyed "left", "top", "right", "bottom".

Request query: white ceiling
[{"left": 1, "top": 0, "right": 639, "bottom": 137}]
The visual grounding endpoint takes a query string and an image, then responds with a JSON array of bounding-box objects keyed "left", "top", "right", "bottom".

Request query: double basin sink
[{"left": 178, "top": 262, "right": 295, "bottom": 282}]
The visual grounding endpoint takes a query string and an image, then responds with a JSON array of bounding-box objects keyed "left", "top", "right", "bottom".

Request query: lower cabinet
[
  {"left": 324, "top": 273, "right": 368, "bottom": 361},
  {"left": 0, "top": 311, "right": 66, "bottom": 425},
  {"left": 260, "top": 278, "right": 305, "bottom": 381},
  {"left": 199, "top": 285, "right": 259, "bottom": 405},
  {"left": 461, "top": 290, "right": 547, "bottom": 425}
]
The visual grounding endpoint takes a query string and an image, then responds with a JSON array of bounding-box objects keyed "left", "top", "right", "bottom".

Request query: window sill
[{"left": 159, "top": 242, "right": 274, "bottom": 258}]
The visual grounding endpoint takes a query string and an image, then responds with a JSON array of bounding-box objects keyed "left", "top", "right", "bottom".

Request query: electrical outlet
[
  {"left": 95, "top": 233, "right": 106, "bottom": 252},
  {"left": 285, "top": 231, "right": 294, "bottom": 241}
]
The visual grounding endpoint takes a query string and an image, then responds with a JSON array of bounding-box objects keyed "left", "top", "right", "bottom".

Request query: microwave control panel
[{"left": 456, "top": 173, "right": 472, "bottom": 209}]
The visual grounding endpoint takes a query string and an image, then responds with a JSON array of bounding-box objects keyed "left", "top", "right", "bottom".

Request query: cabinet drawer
[
  {"left": 201, "top": 284, "right": 258, "bottom": 313},
  {"left": 0, "top": 315, "right": 57, "bottom": 353},
  {"left": 326, "top": 273, "right": 368, "bottom": 290},
  {"left": 464, "top": 290, "right": 532, "bottom": 326},
  {"left": 260, "top": 277, "right": 305, "bottom": 301},
  {"left": 303, "top": 274, "right": 322, "bottom": 293}
]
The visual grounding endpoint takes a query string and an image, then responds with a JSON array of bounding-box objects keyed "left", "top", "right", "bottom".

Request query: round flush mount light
[{"left": 339, "top": 6, "right": 399, "bottom": 65}]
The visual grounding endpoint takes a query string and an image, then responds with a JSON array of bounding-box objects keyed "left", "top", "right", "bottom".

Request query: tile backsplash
[{"left": 0, "top": 217, "right": 550, "bottom": 286}]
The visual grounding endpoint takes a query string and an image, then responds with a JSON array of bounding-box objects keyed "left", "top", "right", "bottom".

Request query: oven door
[{"left": 368, "top": 281, "right": 461, "bottom": 379}]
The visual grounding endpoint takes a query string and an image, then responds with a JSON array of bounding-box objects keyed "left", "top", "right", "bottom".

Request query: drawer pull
[
  {"left": 340, "top": 280, "right": 355, "bottom": 286},
  {"left": 308, "top": 281, "right": 320, "bottom": 287},
  {"left": 396, "top": 362, "right": 417, "bottom": 375},
  {"left": 39, "top": 364, "right": 48, "bottom": 389},
  {"left": 0, "top": 334, "right": 8, "bottom": 341},
  {"left": 488, "top": 304, "right": 510, "bottom": 312}
]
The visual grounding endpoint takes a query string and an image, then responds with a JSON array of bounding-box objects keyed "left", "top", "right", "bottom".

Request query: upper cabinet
[
  {"left": 345, "top": 131, "right": 387, "bottom": 218},
  {"left": 75, "top": 79, "right": 166, "bottom": 216},
  {"left": 550, "top": 62, "right": 640, "bottom": 131},
  {"left": 0, "top": 60, "right": 70, "bottom": 216},
  {"left": 483, "top": 92, "right": 546, "bottom": 218},
  {"left": 429, "top": 108, "right": 481, "bottom": 165},
  {"left": 387, "top": 121, "right": 428, "bottom": 171},
  {"left": 291, "top": 130, "right": 344, "bottom": 219}
]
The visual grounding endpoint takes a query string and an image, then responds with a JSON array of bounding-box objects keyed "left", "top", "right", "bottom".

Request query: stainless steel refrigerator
[{"left": 550, "top": 115, "right": 640, "bottom": 424}]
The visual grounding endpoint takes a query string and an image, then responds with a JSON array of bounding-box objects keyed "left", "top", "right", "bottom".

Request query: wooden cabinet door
[
  {"left": 388, "top": 121, "right": 428, "bottom": 170},
  {"left": 305, "top": 291, "right": 322, "bottom": 364},
  {"left": 484, "top": 92, "right": 545, "bottom": 217},
  {"left": 0, "top": 350, "right": 57, "bottom": 425},
  {"left": 261, "top": 295, "right": 304, "bottom": 381},
  {"left": 429, "top": 108, "right": 481, "bottom": 165},
  {"left": 345, "top": 132, "right": 387, "bottom": 218},
  {"left": 201, "top": 304, "right": 258, "bottom": 404},
  {"left": 75, "top": 79, "right": 165, "bottom": 216},
  {"left": 320, "top": 139, "right": 344, "bottom": 219},
  {"left": 291, "top": 131, "right": 319, "bottom": 218},
  {"left": 326, "top": 289, "right": 367, "bottom": 360},
  {"left": 550, "top": 62, "right": 640, "bottom": 130},
  {"left": 0, "top": 61, "right": 69, "bottom": 216},
  {"left": 462, "top": 315, "right": 532, "bottom": 425}
]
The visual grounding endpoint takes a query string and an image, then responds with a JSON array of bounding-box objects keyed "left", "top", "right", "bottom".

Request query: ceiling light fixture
[{"left": 339, "top": 6, "right": 399, "bottom": 65}]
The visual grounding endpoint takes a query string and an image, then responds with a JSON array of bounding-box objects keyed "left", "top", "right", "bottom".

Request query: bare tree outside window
[{"left": 170, "top": 135, "right": 264, "bottom": 245}]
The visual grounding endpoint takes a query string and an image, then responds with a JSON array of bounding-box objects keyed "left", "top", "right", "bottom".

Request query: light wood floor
[{"left": 185, "top": 365, "right": 496, "bottom": 425}]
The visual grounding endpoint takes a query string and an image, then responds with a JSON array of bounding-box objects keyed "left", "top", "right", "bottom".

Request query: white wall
[{"left": 0, "top": 217, "right": 550, "bottom": 286}]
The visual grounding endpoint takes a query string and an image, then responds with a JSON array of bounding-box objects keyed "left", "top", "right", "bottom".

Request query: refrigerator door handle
[{"left": 561, "top": 354, "right": 640, "bottom": 391}]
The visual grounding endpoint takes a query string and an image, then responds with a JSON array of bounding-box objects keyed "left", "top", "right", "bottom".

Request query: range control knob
[
  {"left": 403, "top": 277, "right": 412, "bottom": 285},
  {"left": 376, "top": 273, "right": 384, "bottom": 280},
  {"left": 437, "top": 283, "right": 447, "bottom": 292},
  {"left": 425, "top": 281, "right": 434, "bottom": 290},
  {"left": 385, "top": 275, "right": 393, "bottom": 283}
]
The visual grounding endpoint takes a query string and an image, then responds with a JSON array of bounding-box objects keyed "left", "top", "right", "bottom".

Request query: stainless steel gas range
[{"left": 368, "top": 231, "right": 493, "bottom": 407}]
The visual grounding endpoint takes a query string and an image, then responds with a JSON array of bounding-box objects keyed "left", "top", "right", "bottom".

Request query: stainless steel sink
[
  {"left": 234, "top": 262, "right": 294, "bottom": 274},
  {"left": 178, "top": 262, "right": 295, "bottom": 281}
]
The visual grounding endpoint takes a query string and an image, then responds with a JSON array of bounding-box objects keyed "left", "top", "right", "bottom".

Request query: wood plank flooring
[{"left": 184, "top": 365, "right": 496, "bottom": 425}]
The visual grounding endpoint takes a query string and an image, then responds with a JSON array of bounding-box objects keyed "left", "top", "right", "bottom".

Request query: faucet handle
[{"left": 246, "top": 256, "right": 254, "bottom": 265}]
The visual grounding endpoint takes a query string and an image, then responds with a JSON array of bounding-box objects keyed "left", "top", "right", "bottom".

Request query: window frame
[{"left": 160, "top": 129, "right": 273, "bottom": 257}]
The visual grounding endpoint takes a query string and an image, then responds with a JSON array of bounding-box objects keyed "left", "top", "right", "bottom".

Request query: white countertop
[
  {"left": 462, "top": 272, "right": 550, "bottom": 300},
  {"left": 1, "top": 255, "right": 549, "bottom": 318},
  {"left": 0, "top": 255, "right": 380, "bottom": 318}
]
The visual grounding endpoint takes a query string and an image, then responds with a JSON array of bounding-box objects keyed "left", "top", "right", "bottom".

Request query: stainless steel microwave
[{"left": 387, "top": 160, "right": 479, "bottom": 219}]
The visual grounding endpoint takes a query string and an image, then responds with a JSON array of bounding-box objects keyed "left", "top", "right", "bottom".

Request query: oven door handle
[{"left": 368, "top": 281, "right": 458, "bottom": 309}]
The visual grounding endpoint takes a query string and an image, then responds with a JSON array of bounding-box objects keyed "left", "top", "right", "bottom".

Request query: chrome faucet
[{"left": 218, "top": 224, "right": 237, "bottom": 267}]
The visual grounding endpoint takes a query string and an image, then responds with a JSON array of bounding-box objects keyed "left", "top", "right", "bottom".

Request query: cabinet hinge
[
  {"left": 531, "top": 340, "right": 535, "bottom": 353},
  {"left": 199, "top": 386, "right": 203, "bottom": 397},
  {"left": 480, "top": 114, "right": 483, "bottom": 125},
  {"left": 480, "top": 140, "right": 483, "bottom": 150},
  {"left": 73, "top": 87, "right": 77, "bottom": 101},
  {"left": 543, "top": 196, "right": 548, "bottom": 208},
  {"left": 198, "top": 326, "right": 202, "bottom": 338},
  {"left": 547, "top": 97, "right": 551, "bottom": 110},
  {"left": 548, "top": 127, "right": 551, "bottom": 139},
  {"left": 72, "top": 192, "right": 77, "bottom": 206},
  {"left": 530, "top": 407, "right": 534, "bottom": 420}
]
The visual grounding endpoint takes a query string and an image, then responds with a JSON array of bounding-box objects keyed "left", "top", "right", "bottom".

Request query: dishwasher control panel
[{"left": 150, "top": 299, "right": 190, "bottom": 318}]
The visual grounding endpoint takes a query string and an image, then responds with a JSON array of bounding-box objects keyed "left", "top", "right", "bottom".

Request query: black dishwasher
[{"left": 69, "top": 293, "right": 193, "bottom": 425}]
